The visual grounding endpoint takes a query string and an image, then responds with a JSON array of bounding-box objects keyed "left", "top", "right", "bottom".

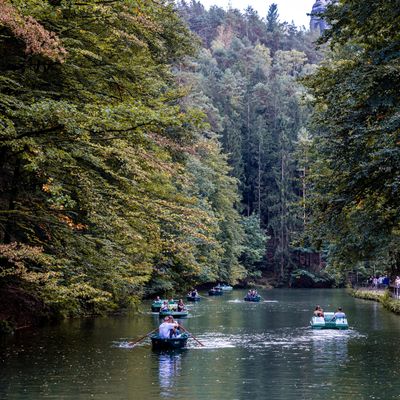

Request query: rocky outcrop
[{"left": 310, "top": 0, "right": 329, "bottom": 33}]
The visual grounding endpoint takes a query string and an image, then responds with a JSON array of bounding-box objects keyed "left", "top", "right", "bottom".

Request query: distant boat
[
  {"left": 150, "top": 333, "right": 190, "bottom": 350},
  {"left": 151, "top": 299, "right": 176, "bottom": 312},
  {"left": 310, "top": 312, "right": 349, "bottom": 330},
  {"left": 159, "top": 310, "right": 188, "bottom": 318},
  {"left": 208, "top": 287, "right": 223, "bottom": 296},
  {"left": 216, "top": 284, "right": 233, "bottom": 291},
  {"left": 244, "top": 295, "right": 261, "bottom": 302},
  {"left": 186, "top": 295, "right": 201, "bottom": 302}
]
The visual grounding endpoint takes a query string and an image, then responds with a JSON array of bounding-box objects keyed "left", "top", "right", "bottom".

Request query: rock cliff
[{"left": 310, "top": 0, "right": 329, "bottom": 33}]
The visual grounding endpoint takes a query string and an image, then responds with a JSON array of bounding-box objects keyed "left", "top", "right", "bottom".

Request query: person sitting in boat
[
  {"left": 155, "top": 296, "right": 161, "bottom": 302},
  {"left": 177, "top": 299, "right": 186, "bottom": 312},
  {"left": 167, "top": 299, "right": 176, "bottom": 310},
  {"left": 190, "top": 289, "right": 198, "bottom": 298},
  {"left": 159, "top": 316, "right": 179, "bottom": 339},
  {"left": 334, "top": 307, "right": 346, "bottom": 319},
  {"left": 160, "top": 301, "right": 169, "bottom": 312},
  {"left": 314, "top": 305, "right": 324, "bottom": 317}
]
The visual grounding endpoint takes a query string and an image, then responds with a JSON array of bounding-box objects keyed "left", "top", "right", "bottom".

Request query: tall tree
[{"left": 304, "top": 0, "right": 400, "bottom": 275}]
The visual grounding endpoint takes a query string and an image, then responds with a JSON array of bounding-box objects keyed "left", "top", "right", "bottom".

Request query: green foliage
[
  {"left": 290, "top": 268, "right": 334, "bottom": 288},
  {"left": 176, "top": 1, "right": 323, "bottom": 283},
  {"left": 352, "top": 289, "right": 385, "bottom": 302},
  {"left": 352, "top": 289, "right": 400, "bottom": 315},
  {"left": 304, "top": 0, "right": 400, "bottom": 276},
  {"left": 0, "top": 0, "right": 258, "bottom": 319},
  {"left": 239, "top": 214, "right": 267, "bottom": 275},
  {"left": 0, "top": 0, "right": 228, "bottom": 316}
]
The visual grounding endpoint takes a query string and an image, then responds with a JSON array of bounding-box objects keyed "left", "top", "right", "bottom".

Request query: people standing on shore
[{"left": 395, "top": 276, "right": 400, "bottom": 298}]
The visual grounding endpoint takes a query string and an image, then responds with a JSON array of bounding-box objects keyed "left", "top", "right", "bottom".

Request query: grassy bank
[{"left": 352, "top": 289, "right": 400, "bottom": 315}]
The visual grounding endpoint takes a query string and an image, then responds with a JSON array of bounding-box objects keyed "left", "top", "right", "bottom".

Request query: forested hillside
[
  {"left": 176, "top": 1, "right": 326, "bottom": 285},
  {"left": 304, "top": 0, "right": 400, "bottom": 281}
]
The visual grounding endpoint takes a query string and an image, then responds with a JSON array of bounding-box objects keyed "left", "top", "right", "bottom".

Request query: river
[{"left": 1, "top": 289, "right": 400, "bottom": 399}]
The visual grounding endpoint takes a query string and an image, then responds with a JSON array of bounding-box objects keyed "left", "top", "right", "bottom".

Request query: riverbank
[
  {"left": 351, "top": 288, "right": 400, "bottom": 315},
  {"left": 0, "top": 286, "right": 54, "bottom": 335}
]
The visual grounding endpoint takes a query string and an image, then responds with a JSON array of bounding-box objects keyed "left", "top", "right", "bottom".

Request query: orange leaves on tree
[{"left": 0, "top": 0, "right": 66, "bottom": 62}]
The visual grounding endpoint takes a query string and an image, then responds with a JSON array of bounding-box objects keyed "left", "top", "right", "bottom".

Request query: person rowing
[
  {"left": 159, "top": 316, "right": 180, "bottom": 339},
  {"left": 177, "top": 299, "right": 186, "bottom": 312}
]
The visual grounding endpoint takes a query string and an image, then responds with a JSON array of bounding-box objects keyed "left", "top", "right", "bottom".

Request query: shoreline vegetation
[{"left": 351, "top": 289, "right": 400, "bottom": 315}]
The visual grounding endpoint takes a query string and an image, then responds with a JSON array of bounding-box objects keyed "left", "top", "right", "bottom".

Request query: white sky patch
[{"left": 196, "top": 0, "right": 316, "bottom": 28}]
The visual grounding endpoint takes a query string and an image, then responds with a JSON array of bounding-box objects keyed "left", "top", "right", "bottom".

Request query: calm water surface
[{"left": 1, "top": 289, "right": 400, "bottom": 399}]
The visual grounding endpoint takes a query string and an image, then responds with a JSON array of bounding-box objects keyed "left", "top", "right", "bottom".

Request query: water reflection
[
  {"left": 310, "top": 330, "right": 350, "bottom": 365},
  {"left": 157, "top": 351, "right": 184, "bottom": 398}
]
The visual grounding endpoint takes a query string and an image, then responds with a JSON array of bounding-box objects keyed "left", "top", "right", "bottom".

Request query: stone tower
[{"left": 310, "top": 0, "right": 329, "bottom": 33}]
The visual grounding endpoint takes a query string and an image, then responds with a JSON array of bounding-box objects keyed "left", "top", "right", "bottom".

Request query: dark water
[{"left": 1, "top": 289, "right": 400, "bottom": 399}]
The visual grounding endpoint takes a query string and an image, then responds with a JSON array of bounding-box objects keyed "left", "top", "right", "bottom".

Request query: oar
[
  {"left": 128, "top": 327, "right": 158, "bottom": 346},
  {"left": 178, "top": 324, "right": 205, "bottom": 347}
]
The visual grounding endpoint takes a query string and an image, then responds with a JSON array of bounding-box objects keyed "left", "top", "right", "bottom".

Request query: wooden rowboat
[
  {"left": 208, "top": 287, "right": 223, "bottom": 296},
  {"left": 151, "top": 300, "right": 176, "bottom": 312},
  {"left": 244, "top": 295, "right": 261, "bottom": 302},
  {"left": 150, "top": 333, "right": 190, "bottom": 350},
  {"left": 159, "top": 310, "right": 189, "bottom": 318},
  {"left": 186, "top": 295, "right": 201, "bottom": 302}
]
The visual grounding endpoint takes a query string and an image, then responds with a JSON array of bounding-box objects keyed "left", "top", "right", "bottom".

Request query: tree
[
  {"left": 304, "top": 0, "right": 400, "bottom": 275},
  {"left": 0, "top": 0, "right": 217, "bottom": 317}
]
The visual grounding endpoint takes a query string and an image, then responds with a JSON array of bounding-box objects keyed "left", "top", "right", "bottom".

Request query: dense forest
[
  {"left": 176, "top": 1, "right": 325, "bottom": 286},
  {"left": 304, "top": 0, "right": 400, "bottom": 281},
  {"left": 0, "top": 0, "right": 398, "bottom": 328}
]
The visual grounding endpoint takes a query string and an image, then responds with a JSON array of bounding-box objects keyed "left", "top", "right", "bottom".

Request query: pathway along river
[{"left": 2, "top": 289, "right": 400, "bottom": 399}]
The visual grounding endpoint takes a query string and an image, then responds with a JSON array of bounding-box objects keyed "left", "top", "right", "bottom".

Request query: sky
[{"left": 198, "top": 0, "right": 316, "bottom": 28}]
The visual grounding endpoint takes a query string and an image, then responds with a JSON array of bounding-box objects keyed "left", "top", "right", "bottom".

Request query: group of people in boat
[
  {"left": 160, "top": 298, "right": 186, "bottom": 312},
  {"left": 314, "top": 305, "right": 346, "bottom": 319},
  {"left": 246, "top": 289, "right": 259, "bottom": 299},
  {"left": 188, "top": 289, "right": 199, "bottom": 298}
]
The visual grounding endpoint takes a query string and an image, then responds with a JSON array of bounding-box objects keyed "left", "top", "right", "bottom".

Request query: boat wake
[
  {"left": 113, "top": 328, "right": 366, "bottom": 351},
  {"left": 114, "top": 341, "right": 138, "bottom": 349},
  {"left": 185, "top": 327, "right": 366, "bottom": 351},
  {"left": 188, "top": 334, "right": 236, "bottom": 349}
]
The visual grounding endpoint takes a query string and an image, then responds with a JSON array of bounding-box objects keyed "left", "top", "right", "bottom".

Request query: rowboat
[
  {"left": 186, "top": 295, "right": 201, "bottom": 302},
  {"left": 150, "top": 333, "right": 190, "bottom": 350},
  {"left": 208, "top": 287, "right": 223, "bottom": 296},
  {"left": 310, "top": 312, "right": 349, "bottom": 330},
  {"left": 159, "top": 310, "right": 188, "bottom": 318},
  {"left": 151, "top": 299, "right": 176, "bottom": 312},
  {"left": 244, "top": 295, "right": 261, "bottom": 302}
]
